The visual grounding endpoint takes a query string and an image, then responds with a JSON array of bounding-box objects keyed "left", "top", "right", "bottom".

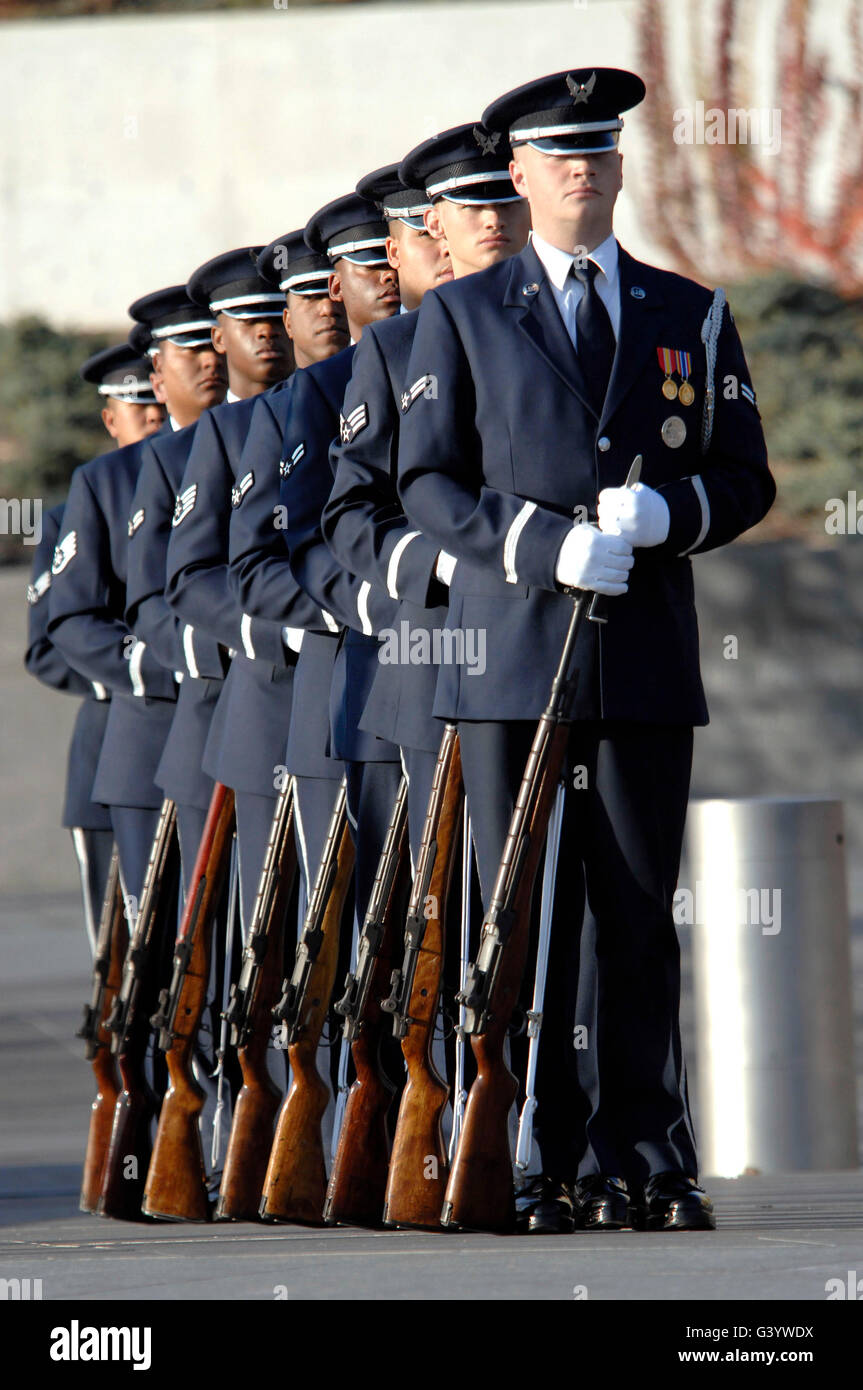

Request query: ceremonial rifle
[
  {"left": 381, "top": 729, "right": 462, "bottom": 1228},
  {"left": 323, "top": 776, "right": 410, "bottom": 1227},
  {"left": 442, "top": 459, "right": 641, "bottom": 1232},
  {"left": 216, "top": 778, "right": 298, "bottom": 1220},
  {"left": 98, "top": 798, "right": 180, "bottom": 1219},
  {"left": 259, "top": 779, "right": 354, "bottom": 1224},
  {"left": 142, "top": 783, "right": 236, "bottom": 1221},
  {"left": 78, "top": 849, "right": 128, "bottom": 1213}
]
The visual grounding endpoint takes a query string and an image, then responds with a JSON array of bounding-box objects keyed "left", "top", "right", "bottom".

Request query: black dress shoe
[
  {"left": 572, "top": 1175, "right": 631, "bottom": 1230},
  {"left": 515, "top": 1176, "right": 575, "bottom": 1234},
  {"left": 634, "top": 1172, "right": 716, "bottom": 1231}
]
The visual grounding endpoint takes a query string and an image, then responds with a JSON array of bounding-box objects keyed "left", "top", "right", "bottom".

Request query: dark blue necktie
[{"left": 572, "top": 260, "right": 616, "bottom": 413}]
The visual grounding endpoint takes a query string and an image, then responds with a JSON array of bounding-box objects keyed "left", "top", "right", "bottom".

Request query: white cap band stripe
[
  {"left": 514, "top": 117, "right": 623, "bottom": 141},
  {"left": 426, "top": 169, "right": 514, "bottom": 198}
]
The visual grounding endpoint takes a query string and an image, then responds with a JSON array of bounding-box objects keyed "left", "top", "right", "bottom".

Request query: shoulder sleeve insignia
[
  {"left": 231, "top": 470, "right": 255, "bottom": 508},
  {"left": 51, "top": 530, "right": 78, "bottom": 575},
  {"left": 27, "top": 569, "right": 51, "bottom": 604},
  {"left": 401, "top": 376, "right": 432, "bottom": 413},
  {"left": 740, "top": 382, "right": 757, "bottom": 409},
  {"left": 339, "top": 403, "right": 369, "bottom": 444},
  {"left": 171, "top": 484, "right": 198, "bottom": 528},
  {"left": 280, "top": 442, "right": 305, "bottom": 479},
  {"left": 127, "top": 508, "right": 145, "bottom": 538}
]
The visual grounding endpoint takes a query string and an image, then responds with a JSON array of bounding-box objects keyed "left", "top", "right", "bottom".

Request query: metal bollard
[{"left": 686, "top": 797, "right": 857, "bottom": 1177}]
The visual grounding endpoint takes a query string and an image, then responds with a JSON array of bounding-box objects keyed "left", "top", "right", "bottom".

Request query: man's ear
[
  {"left": 424, "top": 204, "right": 446, "bottom": 241},
  {"left": 385, "top": 233, "right": 400, "bottom": 271},
  {"left": 328, "top": 269, "right": 344, "bottom": 303},
  {"left": 101, "top": 405, "right": 119, "bottom": 440},
  {"left": 149, "top": 361, "right": 167, "bottom": 405},
  {"left": 510, "top": 154, "right": 529, "bottom": 201},
  {"left": 282, "top": 306, "right": 293, "bottom": 340},
  {"left": 211, "top": 323, "right": 227, "bottom": 356}
]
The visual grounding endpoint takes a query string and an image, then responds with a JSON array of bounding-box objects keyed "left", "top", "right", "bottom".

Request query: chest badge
[
  {"left": 657, "top": 347, "right": 694, "bottom": 405},
  {"left": 630, "top": 286, "right": 646, "bottom": 299},
  {"left": 522, "top": 282, "right": 539, "bottom": 298},
  {"left": 661, "top": 415, "right": 687, "bottom": 449}
]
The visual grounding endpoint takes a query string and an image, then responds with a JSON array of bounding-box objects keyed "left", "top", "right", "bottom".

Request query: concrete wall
[
  {"left": 8, "top": 0, "right": 851, "bottom": 326},
  {"left": 0, "top": 0, "right": 640, "bottom": 327}
]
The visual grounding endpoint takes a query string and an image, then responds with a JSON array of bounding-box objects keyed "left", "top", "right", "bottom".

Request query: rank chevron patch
[
  {"left": 51, "top": 530, "right": 77, "bottom": 575},
  {"left": 127, "top": 508, "right": 145, "bottom": 538},
  {"left": 231, "top": 470, "right": 255, "bottom": 508},
  {"left": 171, "top": 484, "right": 197, "bottom": 528},
  {"left": 401, "top": 376, "right": 432, "bottom": 413},
  {"left": 339, "top": 403, "right": 369, "bottom": 444},
  {"left": 27, "top": 569, "right": 51, "bottom": 605},
  {"left": 280, "top": 442, "right": 305, "bottom": 479}
]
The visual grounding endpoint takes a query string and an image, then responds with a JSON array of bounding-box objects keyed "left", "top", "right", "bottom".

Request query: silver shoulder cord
[
  {"left": 211, "top": 832, "right": 240, "bottom": 1170},
  {"left": 330, "top": 909, "right": 359, "bottom": 1162},
  {"left": 448, "top": 802, "right": 473, "bottom": 1162},
  {"left": 700, "top": 287, "right": 726, "bottom": 455},
  {"left": 515, "top": 777, "right": 566, "bottom": 1172}
]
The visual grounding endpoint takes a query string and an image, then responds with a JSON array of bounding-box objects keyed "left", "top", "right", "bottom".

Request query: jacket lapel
[
  {"left": 503, "top": 244, "right": 596, "bottom": 415},
  {"left": 599, "top": 247, "right": 666, "bottom": 431}
]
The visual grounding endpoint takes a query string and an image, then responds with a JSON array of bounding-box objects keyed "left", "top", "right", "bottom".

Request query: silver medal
[{"left": 661, "top": 414, "right": 686, "bottom": 448}]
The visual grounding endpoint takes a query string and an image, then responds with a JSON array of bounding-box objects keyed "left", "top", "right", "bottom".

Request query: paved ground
[
  {"left": 1, "top": 895, "right": 861, "bottom": 1302},
  {"left": 1, "top": 1170, "right": 862, "bottom": 1302}
]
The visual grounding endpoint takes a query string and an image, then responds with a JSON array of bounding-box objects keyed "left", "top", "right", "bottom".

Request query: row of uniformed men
[
  {"left": 28, "top": 65, "right": 775, "bottom": 1234},
  {"left": 26, "top": 117, "right": 535, "bottom": 1193}
]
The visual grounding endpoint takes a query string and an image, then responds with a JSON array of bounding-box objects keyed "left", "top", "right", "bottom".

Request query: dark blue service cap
[
  {"left": 356, "top": 164, "right": 430, "bottom": 231},
  {"left": 482, "top": 67, "right": 645, "bottom": 155},
  {"left": 80, "top": 344, "right": 158, "bottom": 404},
  {"left": 128, "top": 285, "right": 217, "bottom": 348},
  {"left": 187, "top": 247, "right": 285, "bottom": 319},
  {"left": 127, "top": 321, "right": 155, "bottom": 357},
  {"left": 399, "top": 123, "right": 520, "bottom": 205},
  {"left": 304, "top": 193, "right": 389, "bottom": 266},
  {"left": 257, "top": 231, "right": 332, "bottom": 297}
]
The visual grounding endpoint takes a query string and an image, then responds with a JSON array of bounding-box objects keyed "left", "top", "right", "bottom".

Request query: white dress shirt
[{"left": 530, "top": 230, "right": 621, "bottom": 349}]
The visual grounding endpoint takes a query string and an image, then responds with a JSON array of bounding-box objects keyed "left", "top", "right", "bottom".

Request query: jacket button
[{"left": 597, "top": 436, "right": 611, "bottom": 452}]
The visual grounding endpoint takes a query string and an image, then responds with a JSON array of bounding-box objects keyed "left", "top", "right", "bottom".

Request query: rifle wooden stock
[
  {"left": 143, "top": 784, "right": 236, "bottom": 1221},
  {"left": 99, "top": 799, "right": 179, "bottom": 1220},
  {"left": 260, "top": 784, "right": 354, "bottom": 1224},
  {"left": 324, "top": 780, "right": 410, "bottom": 1228},
  {"left": 443, "top": 593, "right": 590, "bottom": 1233},
  {"left": 216, "top": 784, "right": 298, "bottom": 1221},
  {"left": 383, "top": 728, "right": 462, "bottom": 1229},
  {"left": 79, "top": 851, "right": 128, "bottom": 1213}
]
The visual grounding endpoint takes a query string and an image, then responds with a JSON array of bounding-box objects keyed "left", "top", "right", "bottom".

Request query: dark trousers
[
  {"left": 400, "top": 744, "right": 438, "bottom": 871},
  {"left": 176, "top": 803, "right": 209, "bottom": 899},
  {"left": 293, "top": 773, "right": 344, "bottom": 910},
  {"left": 234, "top": 790, "right": 278, "bottom": 940},
  {"left": 344, "top": 760, "right": 402, "bottom": 924},
  {"left": 110, "top": 804, "right": 161, "bottom": 905},
  {"left": 457, "top": 718, "right": 698, "bottom": 1191},
  {"left": 70, "top": 827, "right": 115, "bottom": 957}
]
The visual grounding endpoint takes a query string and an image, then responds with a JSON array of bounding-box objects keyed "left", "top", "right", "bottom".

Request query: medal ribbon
[{"left": 657, "top": 347, "right": 692, "bottom": 379}]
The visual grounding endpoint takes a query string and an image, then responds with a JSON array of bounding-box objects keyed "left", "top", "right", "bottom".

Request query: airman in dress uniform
[{"left": 28, "top": 345, "right": 164, "bottom": 949}]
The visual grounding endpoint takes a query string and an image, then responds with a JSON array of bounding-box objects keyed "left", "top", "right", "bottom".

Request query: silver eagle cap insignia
[{"left": 566, "top": 71, "right": 596, "bottom": 105}]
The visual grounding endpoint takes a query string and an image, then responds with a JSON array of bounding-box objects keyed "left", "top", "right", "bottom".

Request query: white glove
[
  {"left": 435, "top": 550, "right": 457, "bottom": 585},
  {"left": 282, "top": 626, "right": 305, "bottom": 654},
  {"left": 598, "top": 481, "right": 670, "bottom": 548},
  {"left": 554, "top": 523, "right": 633, "bottom": 596}
]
